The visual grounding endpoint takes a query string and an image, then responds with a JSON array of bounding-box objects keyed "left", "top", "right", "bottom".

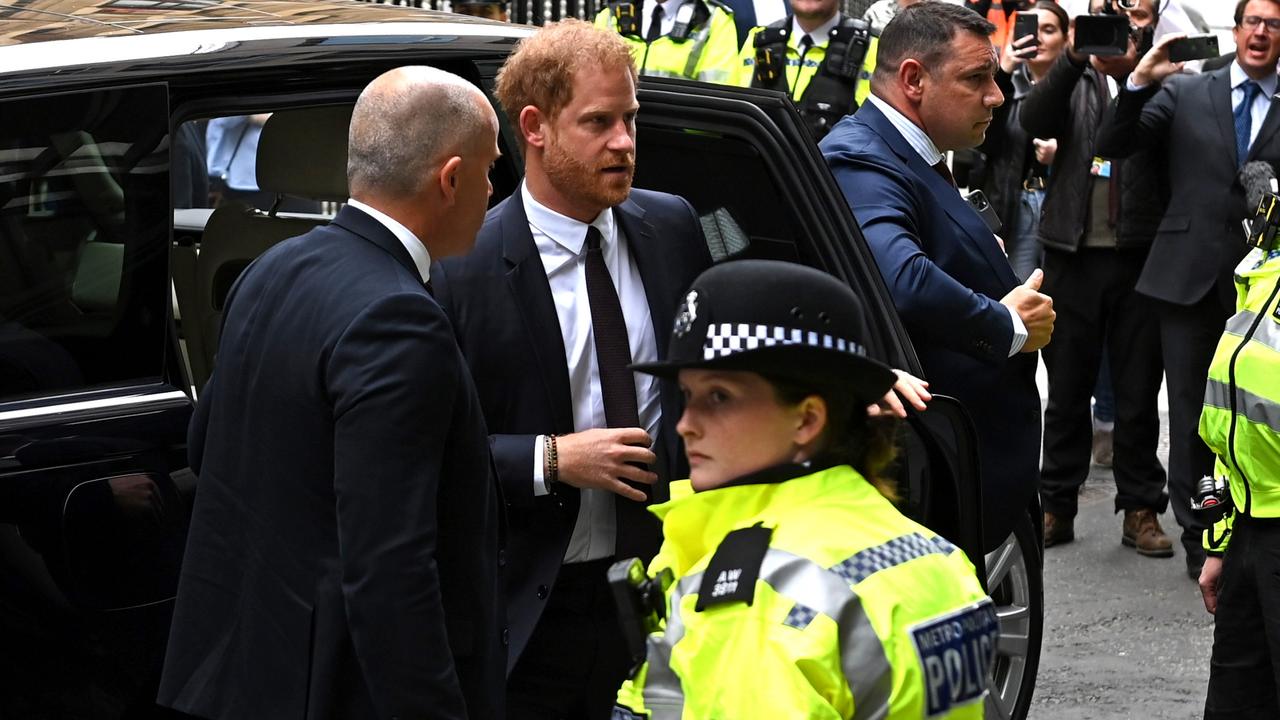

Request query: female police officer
[{"left": 614, "top": 259, "right": 996, "bottom": 719}]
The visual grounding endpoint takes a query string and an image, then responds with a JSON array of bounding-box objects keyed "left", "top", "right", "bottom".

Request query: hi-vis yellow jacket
[
  {"left": 614, "top": 464, "right": 996, "bottom": 719},
  {"left": 595, "top": 0, "right": 740, "bottom": 84},
  {"left": 734, "top": 24, "right": 877, "bottom": 107},
  {"left": 1200, "top": 247, "right": 1280, "bottom": 554}
]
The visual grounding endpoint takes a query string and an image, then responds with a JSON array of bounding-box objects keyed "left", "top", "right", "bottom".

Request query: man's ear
[
  {"left": 899, "top": 58, "right": 927, "bottom": 103},
  {"left": 519, "top": 105, "right": 547, "bottom": 149},
  {"left": 438, "top": 155, "right": 463, "bottom": 205}
]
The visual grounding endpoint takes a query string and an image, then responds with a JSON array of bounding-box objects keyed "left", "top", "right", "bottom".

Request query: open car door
[{"left": 632, "top": 77, "right": 1041, "bottom": 720}]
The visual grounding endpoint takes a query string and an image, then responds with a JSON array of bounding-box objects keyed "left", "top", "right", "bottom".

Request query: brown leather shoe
[
  {"left": 1122, "top": 509, "right": 1175, "bottom": 557},
  {"left": 1044, "top": 512, "right": 1074, "bottom": 548}
]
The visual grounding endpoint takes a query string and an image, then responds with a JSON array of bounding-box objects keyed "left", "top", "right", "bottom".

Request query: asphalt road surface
[{"left": 1027, "top": 410, "right": 1215, "bottom": 719}]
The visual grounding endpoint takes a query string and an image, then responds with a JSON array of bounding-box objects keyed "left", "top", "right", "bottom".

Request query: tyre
[{"left": 984, "top": 511, "right": 1043, "bottom": 720}]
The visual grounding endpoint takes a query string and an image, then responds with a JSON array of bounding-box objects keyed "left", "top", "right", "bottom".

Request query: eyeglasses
[{"left": 1242, "top": 15, "right": 1280, "bottom": 32}]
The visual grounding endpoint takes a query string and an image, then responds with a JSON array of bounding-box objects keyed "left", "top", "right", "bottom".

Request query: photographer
[
  {"left": 1096, "top": 0, "right": 1280, "bottom": 585},
  {"left": 975, "top": 1, "right": 1070, "bottom": 281},
  {"left": 1019, "top": 0, "right": 1171, "bottom": 565}
]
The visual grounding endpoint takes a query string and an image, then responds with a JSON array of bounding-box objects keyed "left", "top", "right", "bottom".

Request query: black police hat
[{"left": 631, "top": 259, "right": 897, "bottom": 405}]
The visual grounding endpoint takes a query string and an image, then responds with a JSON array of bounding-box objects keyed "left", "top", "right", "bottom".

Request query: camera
[
  {"left": 608, "top": 557, "right": 674, "bottom": 674},
  {"left": 1073, "top": 0, "right": 1153, "bottom": 58},
  {"left": 1190, "top": 475, "right": 1231, "bottom": 524}
]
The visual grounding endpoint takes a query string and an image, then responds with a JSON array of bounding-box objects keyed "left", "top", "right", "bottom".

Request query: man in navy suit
[
  {"left": 820, "top": 1, "right": 1054, "bottom": 550},
  {"left": 158, "top": 67, "right": 506, "bottom": 720},
  {"left": 432, "top": 20, "right": 711, "bottom": 720}
]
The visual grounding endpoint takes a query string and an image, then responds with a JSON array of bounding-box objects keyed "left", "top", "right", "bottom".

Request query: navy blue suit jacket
[
  {"left": 821, "top": 101, "right": 1041, "bottom": 548},
  {"left": 159, "top": 206, "right": 505, "bottom": 720},
  {"left": 432, "top": 189, "right": 710, "bottom": 669}
]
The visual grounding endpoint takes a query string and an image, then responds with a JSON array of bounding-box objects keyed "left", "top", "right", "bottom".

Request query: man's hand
[
  {"left": 108, "top": 474, "right": 165, "bottom": 526},
  {"left": 868, "top": 369, "right": 932, "bottom": 418},
  {"left": 1033, "top": 137, "right": 1058, "bottom": 166},
  {"left": 1199, "top": 555, "right": 1224, "bottom": 614},
  {"left": 1130, "top": 32, "right": 1187, "bottom": 88},
  {"left": 1001, "top": 31, "right": 1037, "bottom": 74},
  {"left": 1001, "top": 268, "right": 1055, "bottom": 352},
  {"left": 555, "top": 427, "right": 657, "bottom": 502}
]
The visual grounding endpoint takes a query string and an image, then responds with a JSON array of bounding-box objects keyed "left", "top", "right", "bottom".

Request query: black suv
[{"left": 0, "top": 1, "right": 1040, "bottom": 718}]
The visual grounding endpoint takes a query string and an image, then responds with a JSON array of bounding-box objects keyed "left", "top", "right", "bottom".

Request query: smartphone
[
  {"left": 964, "top": 190, "right": 1002, "bottom": 234},
  {"left": 1073, "top": 14, "right": 1129, "bottom": 57},
  {"left": 1167, "top": 33, "right": 1221, "bottom": 63},
  {"left": 1013, "top": 12, "right": 1040, "bottom": 50}
]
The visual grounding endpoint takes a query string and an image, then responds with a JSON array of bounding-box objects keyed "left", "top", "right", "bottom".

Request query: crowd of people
[{"left": 156, "top": 0, "right": 1280, "bottom": 717}]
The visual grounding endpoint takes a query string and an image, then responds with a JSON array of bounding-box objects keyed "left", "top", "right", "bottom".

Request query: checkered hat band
[{"left": 702, "top": 323, "right": 865, "bottom": 361}]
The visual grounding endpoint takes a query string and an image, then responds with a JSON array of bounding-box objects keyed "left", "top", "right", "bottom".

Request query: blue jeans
[{"left": 1008, "top": 188, "right": 1044, "bottom": 282}]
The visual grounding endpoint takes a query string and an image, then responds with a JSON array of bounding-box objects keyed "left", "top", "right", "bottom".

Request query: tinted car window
[{"left": 0, "top": 84, "right": 169, "bottom": 401}]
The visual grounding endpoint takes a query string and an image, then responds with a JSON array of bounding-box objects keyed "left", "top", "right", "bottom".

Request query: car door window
[{"left": 0, "top": 84, "right": 169, "bottom": 401}]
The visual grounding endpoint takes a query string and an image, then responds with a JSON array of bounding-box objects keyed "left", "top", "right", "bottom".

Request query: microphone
[{"left": 1240, "top": 160, "right": 1277, "bottom": 211}]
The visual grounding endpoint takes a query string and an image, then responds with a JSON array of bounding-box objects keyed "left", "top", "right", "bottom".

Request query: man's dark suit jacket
[
  {"left": 1097, "top": 64, "right": 1280, "bottom": 308},
  {"left": 431, "top": 188, "right": 711, "bottom": 669},
  {"left": 820, "top": 101, "right": 1041, "bottom": 550},
  {"left": 158, "top": 206, "right": 505, "bottom": 720}
]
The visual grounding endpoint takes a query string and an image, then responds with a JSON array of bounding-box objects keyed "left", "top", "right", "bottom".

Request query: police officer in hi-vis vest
[
  {"left": 735, "top": 0, "right": 925, "bottom": 141},
  {"left": 613, "top": 260, "right": 996, "bottom": 719},
  {"left": 595, "top": 0, "right": 740, "bottom": 83}
]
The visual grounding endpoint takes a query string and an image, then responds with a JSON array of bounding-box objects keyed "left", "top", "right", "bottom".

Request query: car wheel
[{"left": 984, "top": 511, "right": 1043, "bottom": 720}]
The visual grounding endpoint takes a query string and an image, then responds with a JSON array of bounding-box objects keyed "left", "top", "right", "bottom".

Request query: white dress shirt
[
  {"left": 1231, "top": 61, "right": 1279, "bottom": 151},
  {"left": 344, "top": 198, "right": 431, "bottom": 282},
  {"left": 641, "top": 0, "right": 691, "bottom": 40},
  {"left": 866, "top": 94, "right": 1029, "bottom": 356},
  {"left": 522, "top": 183, "right": 662, "bottom": 564},
  {"left": 790, "top": 13, "right": 840, "bottom": 51}
]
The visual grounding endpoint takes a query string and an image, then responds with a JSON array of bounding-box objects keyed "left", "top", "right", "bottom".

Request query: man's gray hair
[{"left": 348, "top": 66, "right": 489, "bottom": 199}]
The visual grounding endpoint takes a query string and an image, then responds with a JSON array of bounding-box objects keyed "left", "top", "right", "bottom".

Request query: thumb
[
  {"left": 1033, "top": 138, "right": 1048, "bottom": 149},
  {"left": 1023, "top": 268, "right": 1044, "bottom": 290}
]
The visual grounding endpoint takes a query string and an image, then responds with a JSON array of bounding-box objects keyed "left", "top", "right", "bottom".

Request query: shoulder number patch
[
  {"left": 695, "top": 523, "right": 773, "bottom": 612},
  {"left": 910, "top": 599, "right": 999, "bottom": 718}
]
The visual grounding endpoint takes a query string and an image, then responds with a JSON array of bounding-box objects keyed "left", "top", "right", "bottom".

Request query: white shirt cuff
[
  {"left": 1125, "top": 77, "right": 1149, "bottom": 92},
  {"left": 1007, "top": 306, "right": 1028, "bottom": 356},
  {"left": 533, "top": 434, "right": 551, "bottom": 496}
]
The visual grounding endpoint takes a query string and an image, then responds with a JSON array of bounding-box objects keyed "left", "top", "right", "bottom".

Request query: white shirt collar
[
  {"left": 867, "top": 93, "right": 944, "bottom": 165},
  {"left": 646, "top": 0, "right": 691, "bottom": 37},
  {"left": 790, "top": 13, "right": 840, "bottom": 50},
  {"left": 521, "top": 182, "right": 617, "bottom": 258},
  {"left": 1231, "top": 60, "right": 1279, "bottom": 98},
  {"left": 344, "top": 198, "right": 431, "bottom": 283}
]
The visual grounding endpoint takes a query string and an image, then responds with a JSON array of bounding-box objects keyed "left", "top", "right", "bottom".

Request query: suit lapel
[
  {"left": 1249, "top": 84, "right": 1280, "bottom": 164},
  {"left": 614, "top": 199, "right": 674, "bottom": 360},
  {"left": 1210, "top": 66, "right": 1238, "bottom": 167},
  {"left": 857, "top": 103, "right": 1018, "bottom": 287},
  {"left": 330, "top": 205, "right": 422, "bottom": 283},
  {"left": 498, "top": 196, "right": 575, "bottom": 433}
]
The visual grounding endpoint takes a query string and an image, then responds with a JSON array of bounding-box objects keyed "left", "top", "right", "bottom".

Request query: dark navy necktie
[
  {"left": 1235, "top": 81, "right": 1262, "bottom": 167},
  {"left": 584, "top": 226, "right": 657, "bottom": 555},
  {"left": 584, "top": 226, "right": 641, "bottom": 431},
  {"left": 932, "top": 159, "right": 957, "bottom": 188},
  {"left": 646, "top": 3, "right": 664, "bottom": 43}
]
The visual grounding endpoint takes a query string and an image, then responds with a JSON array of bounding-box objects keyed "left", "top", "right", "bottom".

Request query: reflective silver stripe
[
  {"left": 641, "top": 572, "right": 701, "bottom": 718},
  {"left": 1224, "top": 309, "right": 1280, "bottom": 356},
  {"left": 695, "top": 68, "right": 734, "bottom": 83},
  {"left": 681, "top": 24, "right": 713, "bottom": 79},
  {"left": 759, "top": 549, "right": 892, "bottom": 720},
  {"left": 1205, "top": 378, "right": 1280, "bottom": 435}
]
